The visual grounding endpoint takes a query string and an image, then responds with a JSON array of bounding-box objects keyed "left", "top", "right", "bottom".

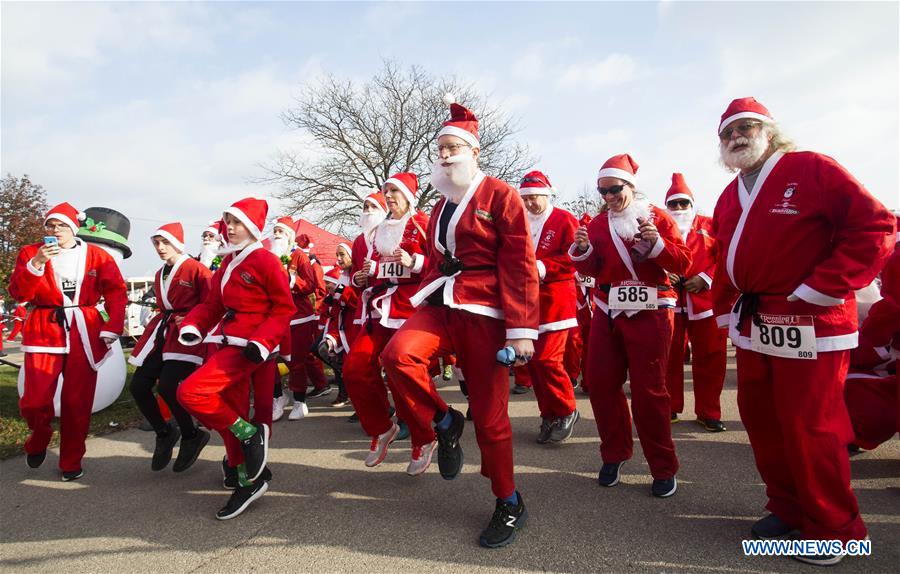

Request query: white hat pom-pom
[
  {"left": 442, "top": 93, "right": 456, "bottom": 106},
  {"left": 77, "top": 211, "right": 87, "bottom": 221}
]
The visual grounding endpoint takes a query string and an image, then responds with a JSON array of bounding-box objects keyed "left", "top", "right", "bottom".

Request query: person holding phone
[
  {"left": 569, "top": 154, "right": 691, "bottom": 498},
  {"left": 8, "top": 202, "right": 127, "bottom": 481}
]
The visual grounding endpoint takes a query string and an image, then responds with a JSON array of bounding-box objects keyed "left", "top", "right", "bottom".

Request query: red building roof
[{"left": 294, "top": 219, "right": 351, "bottom": 267}]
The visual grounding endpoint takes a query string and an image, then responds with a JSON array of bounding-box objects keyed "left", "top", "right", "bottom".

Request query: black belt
[
  {"left": 438, "top": 251, "right": 496, "bottom": 277},
  {"left": 155, "top": 307, "right": 191, "bottom": 346},
  {"left": 734, "top": 293, "right": 773, "bottom": 331},
  {"left": 35, "top": 304, "right": 91, "bottom": 331},
  {"left": 220, "top": 307, "right": 264, "bottom": 345}
]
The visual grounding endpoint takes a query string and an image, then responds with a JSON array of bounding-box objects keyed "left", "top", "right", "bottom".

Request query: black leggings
[{"left": 130, "top": 350, "right": 198, "bottom": 437}]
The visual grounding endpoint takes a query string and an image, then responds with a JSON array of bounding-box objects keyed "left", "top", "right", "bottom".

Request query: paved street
[{"left": 1, "top": 354, "right": 898, "bottom": 573}]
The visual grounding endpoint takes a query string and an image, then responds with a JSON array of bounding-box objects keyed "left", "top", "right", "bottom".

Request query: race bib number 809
[{"left": 750, "top": 314, "right": 817, "bottom": 360}]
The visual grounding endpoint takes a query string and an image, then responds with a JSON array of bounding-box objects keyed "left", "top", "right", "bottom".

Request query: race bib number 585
[
  {"left": 609, "top": 281, "right": 658, "bottom": 310},
  {"left": 750, "top": 314, "right": 817, "bottom": 360}
]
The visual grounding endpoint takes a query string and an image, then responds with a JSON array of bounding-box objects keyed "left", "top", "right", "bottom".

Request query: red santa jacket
[
  {"left": 323, "top": 273, "right": 360, "bottom": 353},
  {"left": 8, "top": 239, "right": 127, "bottom": 370},
  {"left": 861, "top": 247, "right": 900, "bottom": 359},
  {"left": 178, "top": 241, "right": 295, "bottom": 360},
  {"left": 129, "top": 255, "right": 212, "bottom": 367},
  {"left": 287, "top": 248, "right": 320, "bottom": 326},
  {"left": 532, "top": 206, "right": 578, "bottom": 333},
  {"left": 711, "top": 151, "right": 896, "bottom": 352},
  {"left": 672, "top": 214, "right": 717, "bottom": 320},
  {"left": 409, "top": 172, "right": 540, "bottom": 340},
  {"left": 568, "top": 204, "right": 692, "bottom": 317},
  {"left": 12, "top": 306, "right": 26, "bottom": 323},
  {"left": 358, "top": 211, "right": 429, "bottom": 329}
]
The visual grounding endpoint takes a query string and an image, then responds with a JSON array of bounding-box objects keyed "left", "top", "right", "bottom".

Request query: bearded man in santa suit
[
  {"left": 10, "top": 202, "right": 127, "bottom": 481},
  {"left": 570, "top": 154, "right": 691, "bottom": 499},
  {"left": 343, "top": 172, "right": 429, "bottom": 464},
  {"left": 711, "top": 97, "right": 894, "bottom": 564},
  {"left": 198, "top": 220, "right": 224, "bottom": 269},
  {"left": 516, "top": 170, "right": 580, "bottom": 444},
  {"left": 381, "top": 95, "right": 538, "bottom": 549},
  {"left": 662, "top": 173, "right": 728, "bottom": 432}
]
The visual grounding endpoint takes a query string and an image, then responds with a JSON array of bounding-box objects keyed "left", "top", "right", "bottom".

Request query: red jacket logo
[{"left": 240, "top": 271, "right": 255, "bottom": 284}]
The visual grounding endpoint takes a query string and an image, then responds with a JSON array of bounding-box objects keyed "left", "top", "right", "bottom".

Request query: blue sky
[{"left": 3, "top": 1, "right": 898, "bottom": 276}]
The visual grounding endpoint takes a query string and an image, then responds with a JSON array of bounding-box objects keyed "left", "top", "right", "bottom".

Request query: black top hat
[{"left": 77, "top": 207, "right": 132, "bottom": 258}]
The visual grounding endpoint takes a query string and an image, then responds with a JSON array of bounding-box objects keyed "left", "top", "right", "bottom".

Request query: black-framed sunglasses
[
  {"left": 597, "top": 184, "right": 627, "bottom": 196},
  {"left": 667, "top": 199, "right": 692, "bottom": 209},
  {"left": 520, "top": 176, "right": 546, "bottom": 185}
]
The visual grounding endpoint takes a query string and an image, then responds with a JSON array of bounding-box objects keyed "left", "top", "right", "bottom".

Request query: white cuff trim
[
  {"left": 648, "top": 236, "right": 665, "bottom": 259},
  {"left": 250, "top": 341, "right": 270, "bottom": 361},
  {"left": 99, "top": 331, "right": 118, "bottom": 340},
  {"left": 568, "top": 242, "right": 593, "bottom": 261},
  {"left": 27, "top": 258, "right": 45, "bottom": 276},
  {"left": 536, "top": 260, "right": 546, "bottom": 281},
  {"left": 715, "top": 314, "right": 730, "bottom": 329},
  {"left": 698, "top": 272, "right": 712, "bottom": 288},
  {"left": 506, "top": 328, "right": 539, "bottom": 340},
  {"left": 793, "top": 283, "right": 844, "bottom": 307},
  {"left": 178, "top": 325, "right": 202, "bottom": 346},
  {"left": 411, "top": 253, "right": 425, "bottom": 274}
]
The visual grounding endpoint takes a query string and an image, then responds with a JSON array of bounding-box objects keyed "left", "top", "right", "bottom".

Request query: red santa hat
[
  {"left": 364, "top": 191, "right": 388, "bottom": 214},
  {"left": 323, "top": 266, "right": 342, "bottom": 285},
  {"left": 337, "top": 242, "right": 353, "bottom": 258},
  {"left": 597, "top": 154, "right": 639, "bottom": 187},
  {"left": 518, "top": 170, "right": 554, "bottom": 196},
  {"left": 203, "top": 219, "right": 220, "bottom": 237},
  {"left": 45, "top": 202, "right": 86, "bottom": 235},
  {"left": 718, "top": 97, "right": 773, "bottom": 135},
  {"left": 383, "top": 172, "right": 419, "bottom": 208},
  {"left": 274, "top": 216, "right": 297, "bottom": 243},
  {"left": 152, "top": 222, "right": 185, "bottom": 253},
  {"left": 224, "top": 197, "right": 267, "bottom": 239},
  {"left": 296, "top": 233, "right": 313, "bottom": 252},
  {"left": 437, "top": 94, "right": 479, "bottom": 149},
  {"left": 665, "top": 173, "right": 694, "bottom": 205}
]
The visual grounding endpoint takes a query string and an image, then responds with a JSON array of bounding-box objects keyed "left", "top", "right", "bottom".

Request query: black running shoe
[
  {"left": 307, "top": 386, "right": 332, "bottom": 399},
  {"left": 536, "top": 419, "right": 553, "bottom": 444},
  {"left": 240, "top": 424, "right": 268, "bottom": 482},
  {"left": 696, "top": 418, "right": 726, "bottom": 433},
  {"left": 651, "top": 476, "right": 677, "bottom": 498},
  {"left": 751, "top": 514, "right": 800, "bottom": 540},
  {"left": 61, "top": 469, "right": 84, "bottom": 482},
  {"left": 549, "top": 410, "right": 579, "bottom": 443},
  {"left": 479, "top": 492, "right": 527, "bottom": 548},
  {"left": 172, "top": 429, "right": 210, "bottom": 472},
  {"left": 598, "top": 461, "right": 625, "bottom": 487},
  {"left": 26, "top": 450, "right": 46, "bottom": 469},
  {"left": 435, "top": 407, "right": 465, "bottom": 480},
  {"left": 151, "top": 423, "right": 181, "bottom": 471},
  {"left": 512, "top": 384, "right": 531, "bottom": 395},
  {"left": 222, "top": 457, "right": 238, "bottom": 490},
  {"left": 215, "top": 480, "right": 268, "bottom": 520}
]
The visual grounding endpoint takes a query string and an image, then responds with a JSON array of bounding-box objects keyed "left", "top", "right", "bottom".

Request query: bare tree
[
  {"left": 261, "top": 61, "right": 536, "bottom": 233},
  {"left": 560, "top": 184, "right": 603, "bottom": 219},
  {"left": 0, "top": 174, "right": 49, "bottom": 292}
]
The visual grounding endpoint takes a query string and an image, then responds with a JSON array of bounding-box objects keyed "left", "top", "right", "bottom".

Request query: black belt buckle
[{"left": 439, "top": 253, "right": 463, "bottom": 276}]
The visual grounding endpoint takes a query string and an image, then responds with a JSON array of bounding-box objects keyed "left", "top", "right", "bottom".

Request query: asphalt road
[{"left": 1, "top": 353, "right": 898, "bottom": 573}]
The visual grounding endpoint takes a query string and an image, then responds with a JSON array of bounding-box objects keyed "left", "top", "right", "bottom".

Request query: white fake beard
[
  {"left": 359, "top": 210, "right": 386, "bottom": 238},
  {"left": 667, "top": 208, "right": 695, "bottom": 240},
  {"left": 431, "top": 153, "right": 478, "bottom": 203},
  {"left": 199, "top": 243, "right": 218, "bottom": 266},
  {"left": 609, "top": 199, "right": 652, "bottom": 242},
  {"left": 269, "top": 236, "right": 290, "bottom": 257},
  {"left": 373, "top": 213, "right": 410, "bottom": 256},
  {"left": 720, "top": 129, "right": 769, "bottom": 172},
  {"left": 526, "top": 205, "right": 552, "bottom": 247}
]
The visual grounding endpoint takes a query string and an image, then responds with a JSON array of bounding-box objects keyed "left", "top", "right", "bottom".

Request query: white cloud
[{"left": 557, "top": 53, "right": 637, "bottom": 90}]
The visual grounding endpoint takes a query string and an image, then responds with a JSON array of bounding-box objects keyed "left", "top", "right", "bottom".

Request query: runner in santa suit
[
  {"left": 6, "top": 303, "right": 26, "bottom": 340},
  {"left": 662, "top": 173, "right": 728, "bottom": 432},
  {"left": 9, "top": 202, "right": 127, "bottom": 480},
  {"left": 198, "top": 220, "right": 224, "bottom": 269},
  {"left": 517, "top": 170, "right": 580, "bottom": 444},
  {"left": 710, "top": 97, "right": 894, "bottom": 562},
  {"left": 318, "top": 243, "right": 359, "bottom": 407},
  {"left": 343, "top": 172, "right": 429, "bottom": 465},
  {"left": 296, "top": 233, "right": 331, "bottom": 400},
  {"left": 381, "top": 96, "right": 538, "bottom": 548},
  {"left": 128, "top": 222, "right": 212, "bottom": 472},
  {"left": 176, "top": 197, "right": 295, "bottom": 520},
  {"left": 572, "top": 213, "right": 595, "bottom": 394}
]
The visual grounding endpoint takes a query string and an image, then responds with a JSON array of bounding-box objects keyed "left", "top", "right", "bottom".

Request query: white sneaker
[
  {"left": 272, "top": 395, "right": 288, "bottom": 422},
  {"left": 364, "top": 423, "right": 400, "bottom": 467},
  {"left": 406, "top": 439, "right": 437, "bottom": 476},
  {"left": 288, "top": 401, "right": 309, "bottom": 420}
]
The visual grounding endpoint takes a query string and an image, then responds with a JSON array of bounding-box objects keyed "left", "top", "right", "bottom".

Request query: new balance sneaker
[
  {"left": 216, "top": 480, "right": 268, "bottom": 520},
  {"left": 479, "top": 492, "right": 528, "bottom": 548},
  {"left": 272, "top": 394, "right": 288, "bottom": 421},
  {"left": 651, "top": 476, "right": 677, "bottom": 498},
  {"left": 288, "top": 401, "right": 309, "bottom": 420},
  {"left": 61, "top": 469, "right": 84, "bottom": 482},
  {"left": 172, "top": 429, "right": 210, "bottom": 473},
  {"left": 549, "top": 410, "right": 580, "bottom": 443},
  {"left": 307, "top": 386, "right": 333, "bottom": 399},
  {"left": 406, "top": 440, "right": 437, "bottom": 476},
  {"left": 151, "top": 423, "right": 181, "bottom": 471},
  {"left": 240, "top": 424, "right": 268, "bottom": 482},
  {"left": 364, "top": 423, "right": 399, "bottom": 467},
  {"left": 536, "top": 419, "right": 553, "bottom": 444},
  {"left": 26, "top": 450, "right": 46, "bottom": 469},
  {"left": 696, "top": 418, "right": 726, "bottom": 433},
  {"left": 435, "top": 408, "right": 465, "bottom": 480},
  {"left": 751, "top": 514, "right": 800, "bottom": 540},
  {"left": 222, "top": 457, "right": 238, "bottom": 490},
  {"left": 598, "top": 461, "right": 625, "bottom": 487}
]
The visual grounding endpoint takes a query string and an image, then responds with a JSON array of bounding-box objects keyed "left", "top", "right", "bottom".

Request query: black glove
[
  {"left": 242, "top": 343, "right": 265, "bottom": 364},
  {"left": 181, "top": 332, "right": 201, "bottom": 344}
]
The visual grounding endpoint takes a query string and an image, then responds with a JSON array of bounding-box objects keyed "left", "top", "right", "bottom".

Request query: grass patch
[{"left": 0, "top": 361, "right": 143, "bottom": 460}]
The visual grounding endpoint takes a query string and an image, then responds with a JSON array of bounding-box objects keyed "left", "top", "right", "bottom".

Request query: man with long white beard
[
  {"left": 711, "top": 97, "right": 894, "bottom": 565},
  {"left": 516, "top": 170, "right": 580, "bottom": 444},
  {"left": 343, "top": 172, "right": 428, "bottom": 461},
  {"left": 198, "top": 220, "right": 223, "bottom": 269},
  {"left": 662, "top": 173, "right": 727, "bottom": 432},
  {"left": 381, "top": 96, "right": 538, "bottom": 548},
  {"left": 570, "top": 154, "right": 691, "bottom": 499},
  {"left": 350, "top": 191, "right": 388, "bottom": 295}
]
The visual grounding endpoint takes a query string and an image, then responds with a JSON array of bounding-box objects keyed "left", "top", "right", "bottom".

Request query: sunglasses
[
  {"left": 521, "top": 176, "right": 546, "bottom": 185},
  {"left": 719, "top": 120, "right": 762, "bottom": 141},
  {"left": 597, "top": 184, "right": 627, "bottom": 196},
  {"left": 667, "top": 199, "right": 692, "bottom": 209}
]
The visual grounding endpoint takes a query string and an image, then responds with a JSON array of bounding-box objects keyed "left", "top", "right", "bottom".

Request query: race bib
[
  {"left": 377, "top": 260, "right": 411, "bottom": 280},
  {"left": 576, "top": 273, "right": 596, "bottom": 288},
  {"left": 750, "top": 314, "right": 817, "bottom": 360},
  {"left": 609, "top": 280, "right": 657, "bottom": 310}
]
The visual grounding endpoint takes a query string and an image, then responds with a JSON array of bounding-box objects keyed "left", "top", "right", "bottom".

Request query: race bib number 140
[
  {"left": 609, "top": 281, "right": 658, "bottom": 310},
  {"left": 377, "top": 261, "right": 411, "bottom": 280},
  {"left": 750, "top": 314, "right": 817, "bottom": 360}
]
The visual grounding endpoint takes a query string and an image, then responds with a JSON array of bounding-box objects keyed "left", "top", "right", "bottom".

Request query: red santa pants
[
  {"left": 563, "top": 326, "right": 582, "bottom": 382},
  {"left": 586, "top": 309, "right": 678, "bottom": 479},
  {"left": 20, "top": 328, "right": 98, "bottom": 472},
  {"left": 288, "top": 321, "right": 327, "bottom": 394},
  {"left": 7, "top": 321, "right": 23, "bottom": 340},
  {"left": 844, "top": 375, "right": 898, "bottom": 450},
  {"left": 665, "top": 314, "right": 727, "bottom": 420},
  {"left": 514, "top": 365, "right": 533, "bottom": 388},
  {"left": 220, "top": 358, "right": 277, "bottom": 467},
  {"left": 736, "top": 348, "right": 867, "bottom": 542},
  {"left": 527, "top": 329, "right": 577, "bottom": 419},
  {"left": 576, "top": 307, "right": 592, "bottom": 392},
  {"left": 382, "top": 306, "right": 515, "bottom": 499}
]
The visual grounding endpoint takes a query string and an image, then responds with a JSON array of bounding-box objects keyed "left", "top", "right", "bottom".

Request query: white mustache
[
  {"left": 729, "top": 137, "right": 750, "bottom": 151},
  {"left": 438, "top": 154, "right": 470, "bottom": 165}
]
